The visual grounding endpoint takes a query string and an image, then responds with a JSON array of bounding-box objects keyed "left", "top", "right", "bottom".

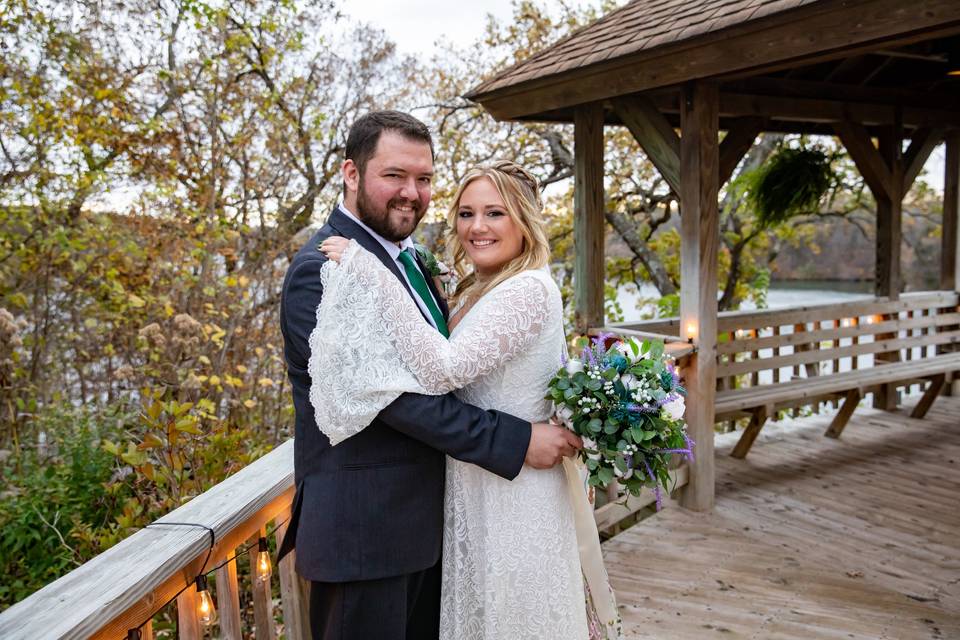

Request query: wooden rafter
[
  {"left": 903, "top": 127, "right": 944, "bottom": 191},
  {"left": 833, "top": 121, "right": 895, "bottom": 201},
  {"left": 719, "top": 117, "right": 764, "bottom": 186},
  {"left": 612, "top": 95, "right": 681, "bottom": 193}
]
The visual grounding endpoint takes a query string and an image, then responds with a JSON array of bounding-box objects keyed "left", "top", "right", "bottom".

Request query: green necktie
[{"left": 398, "top": 249, "right": 450, "bottom": 338}]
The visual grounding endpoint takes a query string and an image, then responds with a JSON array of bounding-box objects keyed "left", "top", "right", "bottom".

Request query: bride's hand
[{"left": 319, "top": 236, "right": 350, "bottom": 263}]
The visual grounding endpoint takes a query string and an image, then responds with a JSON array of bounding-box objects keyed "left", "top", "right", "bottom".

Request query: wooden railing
[
  {"left": 0, "top": 440, "right": 304, "bottom": 640},
  {"left": 608, "top": 290, "right": 960, "bottom": 405}
]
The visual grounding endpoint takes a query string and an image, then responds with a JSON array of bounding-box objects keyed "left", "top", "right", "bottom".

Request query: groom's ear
[{"left": 342, "top": 159, "right": 360, "bottom": 195}]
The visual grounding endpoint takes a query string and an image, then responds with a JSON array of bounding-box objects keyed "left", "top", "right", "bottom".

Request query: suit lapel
[{"left": 326, "top": 208, "right": 435, "bottom": 325}]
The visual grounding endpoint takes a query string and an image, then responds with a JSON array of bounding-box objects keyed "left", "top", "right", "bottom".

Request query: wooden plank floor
[{"left": 603, "top": 396, "right": 960, "bottom": 639}]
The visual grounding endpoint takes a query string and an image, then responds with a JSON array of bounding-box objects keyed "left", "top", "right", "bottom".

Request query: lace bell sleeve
[{"left": 308, "top": 240, "right": 553, "bottom": 444}]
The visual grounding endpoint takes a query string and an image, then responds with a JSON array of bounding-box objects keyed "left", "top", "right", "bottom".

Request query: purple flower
[
  {"left": 641, "top": 457, "right": 662, "bottom": 511},
  {"left": 583, "top": 346, "right": 597, "bottom": 367}
]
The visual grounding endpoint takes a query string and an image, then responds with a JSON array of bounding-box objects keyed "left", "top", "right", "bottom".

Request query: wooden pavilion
[{"left": 467, "top": 0, "right": 960, "bottom": 512}]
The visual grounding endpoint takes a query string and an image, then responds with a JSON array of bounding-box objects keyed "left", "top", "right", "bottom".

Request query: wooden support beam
[
  {"left": 176, "top": 584, "right": 202, "bottom": 640},
  {"left": 216, "top": 556, "right": 243, "bottom": 640},
  {"left": 718, "top": 93, "right": 960, "bottom": 129},
  {"left": 902, "top": 127, "right": 943, "bottom": 192},
  {"left": 612, "top": 95, "right": 681, "bottom": 193},
  {"left": 275, "top": 512, "right": 310, "bottom": 640},
  {"left": 718, "top": 117, "right": 763, "bottom": 186},
  {"left": 731, "top": 406, "right": 768, "bottom": 459},
  {"left": 825, "top": 388, "right": 862, "bottom": 438},
  {"left": 910, "top": 374, "right": 946, "bottom": 419},
  {"left": 833, "top": 121, "right": 894, "bottom": 201},
  {"left": 875, "top": 125, "right": 904, "bottom": 301},
  {"left": 678, "top": 81, "right": 719, "bottom": 511},
  {"left": 574, "top": 103, "right": 606, "bottom": 333},
  {"left": 943, "top": 133, "right": 960, "bottom": 291}
]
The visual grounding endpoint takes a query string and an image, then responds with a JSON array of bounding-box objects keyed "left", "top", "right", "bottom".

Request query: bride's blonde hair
[{"left": 446, "top": 160, "right": 551, "bottom": 306}]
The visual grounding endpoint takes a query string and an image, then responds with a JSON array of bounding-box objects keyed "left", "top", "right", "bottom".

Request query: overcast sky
[{"left": 340, "top": 0, "right": 519, "bottom": 58}]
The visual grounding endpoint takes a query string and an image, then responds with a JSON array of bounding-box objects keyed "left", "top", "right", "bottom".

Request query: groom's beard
[{"left": 356, "top": 182, "right": 426, "bottom": 243}]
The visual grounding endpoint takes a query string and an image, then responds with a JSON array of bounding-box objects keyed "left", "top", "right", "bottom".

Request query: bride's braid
[{"left": 445, "top": 160, "right": 552, "bottom": 308}]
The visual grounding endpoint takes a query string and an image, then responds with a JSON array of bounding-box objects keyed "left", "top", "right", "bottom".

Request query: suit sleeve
[{"left": 285, "top": 253, "right": 530, "bottom": 481}]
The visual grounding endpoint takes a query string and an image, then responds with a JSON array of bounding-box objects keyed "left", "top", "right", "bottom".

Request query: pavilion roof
[{"left": 469, "top": 0, "right": 818, "bottom": 98}]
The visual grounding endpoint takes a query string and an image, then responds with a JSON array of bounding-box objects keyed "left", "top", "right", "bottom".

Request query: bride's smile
[{"left": 456, "top": 176, "right": 524, "bottom": 276}]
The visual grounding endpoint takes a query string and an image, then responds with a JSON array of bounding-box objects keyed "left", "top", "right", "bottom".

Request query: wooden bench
[{"left": 607, "top": 291, "right": 960, "bottom": 458}]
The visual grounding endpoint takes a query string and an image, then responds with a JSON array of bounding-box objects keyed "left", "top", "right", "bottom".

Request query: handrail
[
  {"left": 0, "top": 440, "right": 295, "bottom": 639},
  {"left": 611, "top": 290, "right": 960, "bottom": 334},
  {"left": 1, "top": 419, "right": 678, "bottom": 637}
]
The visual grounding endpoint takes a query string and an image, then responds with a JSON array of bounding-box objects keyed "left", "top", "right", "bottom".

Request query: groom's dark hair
[{"left": 345, "top": 110, "right": 434, "bottom": 178}]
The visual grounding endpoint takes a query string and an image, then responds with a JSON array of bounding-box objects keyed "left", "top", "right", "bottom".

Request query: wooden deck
[{"left": 603, "top": 395, "right": 960, "bottom": 639}]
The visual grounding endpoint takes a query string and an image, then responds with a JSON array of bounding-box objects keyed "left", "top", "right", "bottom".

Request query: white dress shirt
[{"left": 337, "top": 203, "right": 442, "bottom": 331}]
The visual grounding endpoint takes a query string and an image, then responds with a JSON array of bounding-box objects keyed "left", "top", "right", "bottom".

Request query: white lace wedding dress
[{"left": 308, "top": 241, "right": 618, "bottom": 639}]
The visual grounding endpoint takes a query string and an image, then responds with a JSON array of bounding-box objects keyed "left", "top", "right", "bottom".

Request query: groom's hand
[{"left": 524, "top": 422, "right": 582, "bottom": 469}]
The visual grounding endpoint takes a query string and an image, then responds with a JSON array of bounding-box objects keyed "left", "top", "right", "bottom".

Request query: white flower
[
  {"left": 663, "top": 396, "right": 685, "bottom": 421},
  {"left": 614, "top": 466, "right": 634, "bottom": 480},
  {"left": 565, "top": 359, "right": 584, "bottom": 375},
  {"left": 620, "top": 373, "right": 638, "bottom": 390},
  {"left": 616, "top": 339, "right": 644, "bottom": 362}
]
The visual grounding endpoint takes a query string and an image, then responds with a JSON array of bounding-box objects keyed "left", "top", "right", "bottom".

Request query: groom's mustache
[{"left": 387, "top": 197, "right": 425, "bottom": 217}]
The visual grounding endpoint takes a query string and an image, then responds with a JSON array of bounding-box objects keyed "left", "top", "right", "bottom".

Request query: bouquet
[{"left": 548, "top": 333, "right": 694, "bottom": 510}]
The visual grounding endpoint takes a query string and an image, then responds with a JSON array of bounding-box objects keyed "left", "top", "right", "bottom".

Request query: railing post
[
  {"left": 176, "top": 583, "right": 202, "bottom": 640},
  {"left": 276, "top": 509, "right": 311, "bottom": 640},
  {"left": 248, "top": 528, "right": 277, "bottom": 640},
  {"left": 216, "top": 555, "right": 243, "bottom": 639}
]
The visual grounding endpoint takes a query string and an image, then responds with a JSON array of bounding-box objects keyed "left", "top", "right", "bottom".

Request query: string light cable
[{"left": 124, "top": 516, "right": 287, "bottom": 639}]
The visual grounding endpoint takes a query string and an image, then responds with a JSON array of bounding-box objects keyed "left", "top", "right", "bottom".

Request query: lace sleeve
[
  {"left": 308, "top": 240, "right": 551, "bottom": 444},
  {"left": 340, "top": 241, "right": 550, "bottom": 392}
]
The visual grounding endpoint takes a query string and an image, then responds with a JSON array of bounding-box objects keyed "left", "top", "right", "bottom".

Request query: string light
[
  {"left": 255, "top": 537, "right": 273, "bottom": 584},
  {"left": 195, "top": 574, "right": 218, "bottom": 626},
  {"left": 126, "top": 516, "right": 286, "bottom": 635}
]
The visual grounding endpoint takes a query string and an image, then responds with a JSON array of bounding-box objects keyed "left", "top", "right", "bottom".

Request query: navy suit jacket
[{"left": 278, "top": 208, "right": 531, "bottom": 582}]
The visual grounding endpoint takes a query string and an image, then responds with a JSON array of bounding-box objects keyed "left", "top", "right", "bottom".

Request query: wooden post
[
  {"left": 574, "top": 102, "right": 605, "bottom": 333},
  {"left": 216, "top": 556, "right": 243, "bottom": 640},
  {"left": 275, "top": 510, "right": 310, "bottom": 640},
  {"left": 875, "top": 125, "right": 903, "bottom": 301},
  {"left": 874, "top": 125, "right": 904, "bottom": 409},
  {"left": 247, "top": 528, "right": 276, "bottom": 640},
  {"left": 941, "top": 133, "right": 960, "bottom": 394},
  {"left": 943, "top": 133, "right": 959, "bottom": 291},
  {"left": 678, "top": 81, "right": 719, "bottom": 512},
  {"left": 176, "top": 583, "right": 202, "bottom": 640}
]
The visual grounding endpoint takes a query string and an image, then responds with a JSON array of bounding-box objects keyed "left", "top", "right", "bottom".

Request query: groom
[{"left": 278, "top": 110, "right": 581, "bottom": 640}]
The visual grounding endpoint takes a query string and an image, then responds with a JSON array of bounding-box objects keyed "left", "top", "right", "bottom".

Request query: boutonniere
[{"left": 414, "top": 243, "right": 455, "bottom": 299}]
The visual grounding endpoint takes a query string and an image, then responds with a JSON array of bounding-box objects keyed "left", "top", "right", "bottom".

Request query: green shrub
[{"left": 0, "top": 407, "right": 135, "bottom": 610}]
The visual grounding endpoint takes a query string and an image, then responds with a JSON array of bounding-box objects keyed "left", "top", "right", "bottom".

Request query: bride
[{"left": 313, "top": 161, "right": 619, "bottom": 639}]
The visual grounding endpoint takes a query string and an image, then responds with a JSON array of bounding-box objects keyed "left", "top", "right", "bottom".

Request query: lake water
[{"left": 616, "top": 279, "right": 875, "bottom": 322}]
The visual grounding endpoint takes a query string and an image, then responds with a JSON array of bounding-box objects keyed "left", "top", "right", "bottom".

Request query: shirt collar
[{"left": 338, "top": 203, "right": 415, "bottom": 261}]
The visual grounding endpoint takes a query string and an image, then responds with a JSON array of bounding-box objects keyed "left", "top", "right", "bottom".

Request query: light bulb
[
  {"left": 196, "top": 575, "right": 217, "bottom": 626},
  {"left": 255, "top": 537, "right": 272, "bottom": 584}
]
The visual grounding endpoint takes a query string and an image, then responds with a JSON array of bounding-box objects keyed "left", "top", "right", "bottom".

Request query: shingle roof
[{"left": 467, "top": 0, "right": 821, "bottom": 98}]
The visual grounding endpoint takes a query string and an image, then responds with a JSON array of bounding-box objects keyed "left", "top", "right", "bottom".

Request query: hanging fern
[{"left": 748, "top": 147, "right": 833, "bottom": 228}]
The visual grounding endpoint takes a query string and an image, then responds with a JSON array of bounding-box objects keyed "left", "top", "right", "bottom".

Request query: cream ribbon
[{"left": 562, "top": 456, "right": 619, "bottom": 631}]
